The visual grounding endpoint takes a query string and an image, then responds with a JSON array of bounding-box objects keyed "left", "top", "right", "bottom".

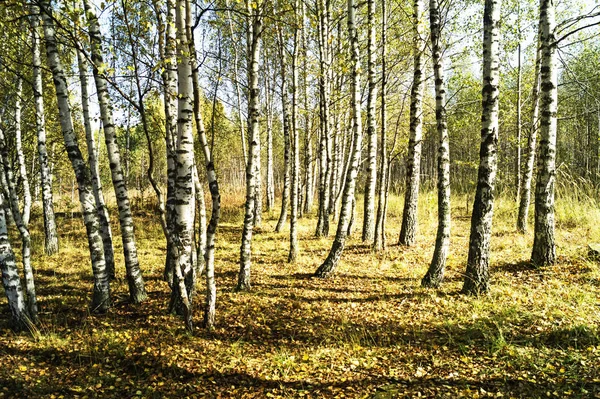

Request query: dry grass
[{"left": 0, "top": 191, "right": 599, "bottom": 398}]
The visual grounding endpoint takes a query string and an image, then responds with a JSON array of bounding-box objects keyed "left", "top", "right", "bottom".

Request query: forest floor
[{"left": 1, "top": 192, "right": 600, "bottom": 398}]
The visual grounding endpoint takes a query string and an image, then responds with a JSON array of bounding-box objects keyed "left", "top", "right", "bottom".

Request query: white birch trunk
[
  {"left": 14, "top": 78, "right": 31, "bottom": 227},
  {"left": 0, "top": 192, "right": 31, "bottom": 331},
  {"left": 362, "top": 0, "right": 377, "bottom": 242},
  {"left": 0, "top": 124, "right": 37, "bottom": 323},
  {"left": 462, "top": 0, "right": 501, "bottom": 295},
  {"left": 421, "top": 0, "right": 451, "bottom": 288},
  {"left": 289, "top": 4, "right": 300, "bottom": 263},
  {"left": 77, "top": 49, "right": 115, "bottom": 280},
  {"left": 517, "top": 35, "right": 542, "bottom": 233},
  {"left": 531, "top": 0, "right": 557, "bottom": 266},
  {"left": 83, "top": 0, "right": 146, "bottom": 303},
  {"left": 314, "top": 0, "right": 363, "bottom": 277},
  {"left": 237, "top": 2, "right": 262, "bottom": 291},
  {"left": 30, "top": 7, "right": 58, "bottom": 256},
  {"left": 399, "top": 0, "right": 425, "bottom": 247}
]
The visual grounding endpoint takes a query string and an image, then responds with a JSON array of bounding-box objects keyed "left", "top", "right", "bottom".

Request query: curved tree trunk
[
  {"left": 83, "top": 0, "right": 146, "bottom": 304},
  {"left": 462, "top": 0, "right": 501, "bottom": 295},
  {"left": 531, "top": 0, "right": 557, "bottom": 266},
  {"left": 40, "top": 0, "right": 110, "bottom": 312},
  {"left": 314, "top": 0, "right": 363, "bottom": 278},
  {"left": 399, "top": 0, "right": 425, "bottom": 247},
  {"left": 421, "top": 0, "right": 451, "bottom": 288},
  {"left": 77, "top": 49, "right": 115, "bottom": 280}
]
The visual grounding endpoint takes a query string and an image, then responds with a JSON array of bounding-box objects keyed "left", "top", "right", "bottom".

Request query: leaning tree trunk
[
  {"left": 314, "top": 0, "right": 363, "bottom": 278},
  {"left": 462, "top": 0, "right": 501, "bottom": 295},
  {"left": 13, "top": 78, "right": 31, "bottom": 227},
  {"left": 399, "top": 0, "right": 426, "bottom": 247},
  {"left": 83, "top": 0, "right": 146, "bottom": 304},
  {"left": 0, "top": 126, "right": 37, "bottom": 323},
  {"left": 517, "top": 34, "right": 542, "bottom": 233},
  {"left": 362, "top": 0, "right": 377, "bottom": 243},
  {"left": 531, "top": 0, "right": 557, "bottom": 267},
  {"left": 40, "top": 0, "right": 110, "bottom": 312},
  {"left": 0, "top": 193, "right": 31, "bottom": 332},
  {"left": 77, "top": 49, "right": 115, "bottom": 280},
  {"left": 421, "top": 0, "right": 451, "bottom": 288},
  {"left": 237, "top": 3, "right": 262, "bottom": 291},
  {"left": 373, "top": 0, "right": 387, "bottom": 252},
  {"left": 289, "top": 5, "right": 300, "bottom": 263},
  {"left": 30, "top": 7, "right": 58, "bottom": 256}
]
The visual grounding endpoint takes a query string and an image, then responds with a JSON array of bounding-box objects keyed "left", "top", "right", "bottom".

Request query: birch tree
[
  {"left": 462, "top": 0, "right": 501, "bottom": 295},
  {"left": 289, "top": 1, "right": 300, "bottom": 262},
  {"left": 399, "top": 0, "right": 425, "bottom": 247},
  {"left": 83, "top": 0, "right": 146, "bottom": 303},
  {"left": 531, "top": 0, "right": 557, "bottom": 266},
  {"left": 314, "top": 0, "right": 363, "bottom": 277},
  {"left": 517, "top": 35, "right": 541, "bottom": 233},
  {"left": 77, "top": 49, "right": 115, "bottom": 279},
  {"left": 13, "top": 78, "right": 31, "bottom": 227},
  {"left": 0, "top": 122, "right": 37, "bottom": 323},
  {"left": 30, "top": 5, "right": 58, "bottom": 256},
  {"left": 0, "top": 191, "right": 30, "bottom": 331},
  {"left": 237, "top": 0, "right": 262, "bottom": 291},
  {"left": 421, "top": 0, "right": 451, "bottom": 288},
  {"left": 40, "top": 0, "right": 111, "bottom": 312},
  {"left": 362, "top": 0, "right": 377, "bottom": 243}
]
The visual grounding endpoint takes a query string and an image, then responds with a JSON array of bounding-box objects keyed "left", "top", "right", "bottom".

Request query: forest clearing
[{"left": 1, "top": 191, "right": 599, "bottom": 398}]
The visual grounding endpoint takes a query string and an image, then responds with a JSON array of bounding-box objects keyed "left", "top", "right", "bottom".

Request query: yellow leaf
[{"left": 19, "top": 365, "right": 27, "bottom": 371}]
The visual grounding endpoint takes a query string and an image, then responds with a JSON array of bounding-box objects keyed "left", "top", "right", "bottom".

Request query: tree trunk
[
  {"left": 188, "top": 10, "right": 220, "bottom": 329},
  {"left": 265, "top": 65, "right": 275, "bottom": 212},
  {"left": 373, "top": 0, "right": 387, "bottom": 252},
  {"left": 0, "top": 194, "right": 31, "bottom": 332},
  {"left": 168, "top": 0, "right": 197, "bottom": 331},
  {"left": 302, "top": 0, "right": 314, "bottom": 215},
  {"left": 289, "top": 4, "right": 300, "bottom": 263},
  {"left": 40, "top": 0, "right": 111, "bottom": 312},
  {"left": 462, "top": 0, "right": 501, "bottom": 295},
  {"left": 275, "top": 25, "right": 290, "bottom": 234},
  {"left": 315, "top": 0, "right": 331, "bottom": 237},
  {"left": 30, "top": 8, "right": 58, "bottom": 256},
  {"left": 399, "top": 0, "right": 425, "bottom": 247},
  {"left": 237, "top": 2, "right": 262, "bottom": 291},
  {"left": 77, "top": 49, "right": 116, "bottom": 280},
  {"left": 13, "top": 78, "right": 31, "bottom": 227},
  {"left": 314, "top": 0, "right": 363, "bottom": 278},
  {"left": 515, "top": 41, "right": 522, "bottom": 205},
  {"left": 421, "top": 0, "right": 451, "bottom": 288},
  {"left": 83, "top": 0, "right": 146, "bottom": 304},
  {"left": 517, "top": 34, "right": 542, "bottom": 233},
  {"left": 0, "top": 126, "right": 38, "bottom": 323},
  {"left": 362, "top": 0, "right": 377, "bottom": 242},
  {"left": 531, "top": 0, "right": 557, "bottom": 267}
]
